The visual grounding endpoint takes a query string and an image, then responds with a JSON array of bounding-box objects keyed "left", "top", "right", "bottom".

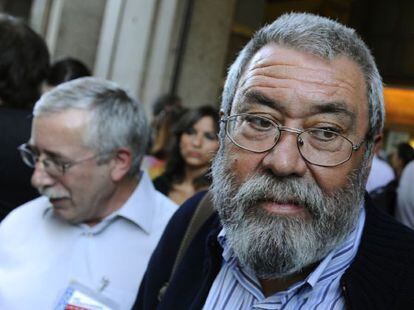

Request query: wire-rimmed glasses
[
  {"left": 221, "top": 113, "right": 364, "bottom": 167},
  {"left": 18, "top": 143, "right": 102, "bottom": 177}
]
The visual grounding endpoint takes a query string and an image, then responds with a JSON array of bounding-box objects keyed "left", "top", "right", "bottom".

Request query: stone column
[{"left": 175, "top": 0, "right": 237, "bottom": 108}]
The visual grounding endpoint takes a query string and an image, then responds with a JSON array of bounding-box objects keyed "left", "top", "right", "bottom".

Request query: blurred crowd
[{"left": 367, "top": 142, "right": 414, "bottom": 228}]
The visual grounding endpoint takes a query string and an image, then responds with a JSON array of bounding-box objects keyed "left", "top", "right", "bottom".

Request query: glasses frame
[
  {"left": 221, "top": 113, "right": 365, "bottom": 167},
  {"left": 18, "top": 143, "right": 104, "bottom": 176}
]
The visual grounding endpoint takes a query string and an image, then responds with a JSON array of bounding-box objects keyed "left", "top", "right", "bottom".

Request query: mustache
[
  {"left": 38, "top": 187, "right": 70, "bottom": 200},
  {"left": 228, "top": 171, "right": 328, "bottom": 216}
]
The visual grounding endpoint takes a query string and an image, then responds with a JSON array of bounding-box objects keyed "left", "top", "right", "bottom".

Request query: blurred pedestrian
[
  {"left": 42, "top": 57, "right": 91, "bottom": 93},
  {"left": 396, "top": 150, "right": 414, "bottom": 228},
  {"left": 0, "top": 14, "right": 49, "bottom": 219}
]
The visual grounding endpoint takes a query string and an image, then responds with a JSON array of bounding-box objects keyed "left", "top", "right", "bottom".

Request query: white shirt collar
[{"left": 114, "top": 171, "right": 155, "bottom": 234}]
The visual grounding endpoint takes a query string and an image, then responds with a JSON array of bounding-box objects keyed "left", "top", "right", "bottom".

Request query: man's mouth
[
  {"left": 48, "top": 197, "right": 70, "bottom": 207},
  {"left": 261, "top": 201, "right": 307, "bottom": 216}
]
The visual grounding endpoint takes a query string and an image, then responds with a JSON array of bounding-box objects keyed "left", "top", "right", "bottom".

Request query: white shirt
[
  {"left": 396, "top": 161, "right": 414, "bottom": 229},
  {"left": 366, "top": 155, "right": 395, "bottom": 193},
  {"left": 0, "top": 171, "right": 177, "bottom": 310}
]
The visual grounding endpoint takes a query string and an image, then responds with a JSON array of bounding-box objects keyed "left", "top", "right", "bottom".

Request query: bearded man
[{"left": 134, "top": 13, "right": 414, "bottom": 309}]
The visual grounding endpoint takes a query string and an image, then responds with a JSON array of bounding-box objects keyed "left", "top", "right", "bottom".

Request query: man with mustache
[
  {"left": 0, "top": 78, "right": 177, "bottom": 309},
  {"left": 135, "top": 13, "right": 414, "bottom": 309}
]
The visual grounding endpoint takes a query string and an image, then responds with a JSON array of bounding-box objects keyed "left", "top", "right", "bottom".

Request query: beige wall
[
  {"left": 176, "top": 0, "right": 236, "bottom": 108},
  {"left": 53, "top": 0, "right": 105, "bottom": 69}
]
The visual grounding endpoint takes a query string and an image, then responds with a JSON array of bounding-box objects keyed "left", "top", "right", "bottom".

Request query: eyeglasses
[
  {"left": 18, "top": 143, "right": 102, "bottom": 177},
  {"left": 221, "top": 113, "right": 364, "bottom": 167}
]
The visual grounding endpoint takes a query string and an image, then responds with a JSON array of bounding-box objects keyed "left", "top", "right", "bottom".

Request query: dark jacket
[
  {"left": 134, "top": 191, "right": 414, "bottom": 309},
  {"left": 0, "top": 107, "right": 38, "bottom": 220}
]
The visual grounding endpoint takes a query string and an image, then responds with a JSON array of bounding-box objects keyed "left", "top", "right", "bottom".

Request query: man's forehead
[
  {"left": 231, "top": 44, "right": 367, "bottom": 118},
  {"left": 31, "top": 109, "right": 91, "bottom": 150},
  {"left": 33, "top": 108, "right": 91, "bottom": 127},
  {"left": 242, "top": 44, "right": 322, "bottom": 75}
]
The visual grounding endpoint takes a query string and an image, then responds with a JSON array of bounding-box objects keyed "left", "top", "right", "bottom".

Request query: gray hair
[
  {"left": 222, "top": 12, "right": 384, "bottom": 155},
  {"left": 33, "top": 77, "right": 149, "bottom": 177}
]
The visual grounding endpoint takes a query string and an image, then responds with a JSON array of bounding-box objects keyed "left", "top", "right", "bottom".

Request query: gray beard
[{"left": 210, "top": 148, "right": 368, "bottom": 279}]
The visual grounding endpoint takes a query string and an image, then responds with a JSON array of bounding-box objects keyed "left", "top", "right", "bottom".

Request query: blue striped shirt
[{"left": 203, "top": 207, "right": 365, "bottom": 309}]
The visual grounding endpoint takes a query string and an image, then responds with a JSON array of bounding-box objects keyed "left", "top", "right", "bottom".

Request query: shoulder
[
  {"left": 1, "top": 197, "right": 49, "bottom": 226},
  {"left": 397, "top": 162, "right": 414, "bottom": 205},
  {"left": 344, "top": 197, "right": 414, "bottom": 306},
  {"left": 133, "top": 172, "right": 178, "bottom": 228},
  {"left": 0, "top": 196, "right": 50, "bottom": 240},
  {"left": 141, "top": 172, "right": 177, "bottom": 214},
  {"left": 156, "top": 191, "right": 209, "bottom": 244},
  {"left": 152, "top": 189, "right": 178, "bottom": 223},
  {"left": 136, "top": 191, "right": 215, "bottom": 308},
  {"left": 363, "top": 196, "right": 414, "bottom": 249},
  {"left": 399, "top": 161, "right": 414, "bottom": 187}
]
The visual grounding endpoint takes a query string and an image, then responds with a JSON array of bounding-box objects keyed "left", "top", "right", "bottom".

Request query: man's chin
[
  {"left": 51, "top": 206, "right": 78, "bottom": 224},
  {"left": 49, "top": 197, "right": 71, "bottom": 208}
]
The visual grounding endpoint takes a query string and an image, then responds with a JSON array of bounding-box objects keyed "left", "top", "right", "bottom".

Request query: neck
[
  {"left": 85, "top": 175, "right": 140, "bottom": 227},
  {"left": 259, "top": 264, "right": 316, "bottom": 297},
  {"left": 183, "top": 165, "right": 207, "bottom": 185}
]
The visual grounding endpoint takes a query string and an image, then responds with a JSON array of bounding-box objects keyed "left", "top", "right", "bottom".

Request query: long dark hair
[{"left": 163, "top": 105, "right": 219, "bottom": 188}]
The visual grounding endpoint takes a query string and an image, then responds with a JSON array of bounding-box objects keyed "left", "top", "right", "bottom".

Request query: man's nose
[
  {"left": 31, "top": 161, "right": 56, "bottom": 189},
  {"left": 261, "top": 132, "right": 307, "bottom": 177}
]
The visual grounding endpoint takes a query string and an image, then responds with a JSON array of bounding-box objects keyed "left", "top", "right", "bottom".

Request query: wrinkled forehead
[{"left": 230, "top": 44, "right": 368, "bottom": 125}]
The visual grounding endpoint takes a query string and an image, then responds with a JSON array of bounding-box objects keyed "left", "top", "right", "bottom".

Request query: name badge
[{"left": 55, "top": 281, "right": 119, "bottom": 310}]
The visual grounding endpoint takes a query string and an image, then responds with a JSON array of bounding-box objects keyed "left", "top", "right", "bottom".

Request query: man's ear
[
  {"left": 110, "top": 148, "right": 132, "bottom": 182},
  {"left": 365, "top": 134, "right": 382, "bottom": 170},
  {"left": 373, "top": 134, "right": 383, "bottom": 154}
]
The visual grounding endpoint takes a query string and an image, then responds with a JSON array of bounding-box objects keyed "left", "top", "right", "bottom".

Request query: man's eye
[
  {"left": 244, "top": 115, "right": 274, "bottom": 130},
  {"left": 47, "top": 156, "right": 69, "bottom": 168},
  {"left": 308, "top": 128, "right": 340, "bottom": 141}
]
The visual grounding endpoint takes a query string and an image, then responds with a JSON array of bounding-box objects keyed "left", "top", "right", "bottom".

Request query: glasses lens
[
  {"left": 226, "top": 114, "right": 278, "bottom": 152},
  {"left": 17, "top": 144, "right": 64, "bottom": 176},
  {"left": 42, "top": 158, "right": 65, "bottom": 177},
  {"left": 18, "top": 145, "right": 37, "bottom": 168},
  {"left": 298, "top": 129, "right": 353, "bottom": 166}
]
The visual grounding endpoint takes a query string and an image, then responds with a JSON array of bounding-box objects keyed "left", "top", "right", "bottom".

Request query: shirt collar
[
  {"left": 42, "top": 171, "right": 156, "bottom": 234},
  {"left": 109, "top": 170, "right": 155, "bottom": 234}
]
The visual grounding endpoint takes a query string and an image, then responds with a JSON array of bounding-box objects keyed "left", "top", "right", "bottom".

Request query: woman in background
[
  {"left": 153, "top": 105, "right": 219, "bottom": 205},
  {"left": 143, "top": 94, "right": 185, "bottom": 179}
]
